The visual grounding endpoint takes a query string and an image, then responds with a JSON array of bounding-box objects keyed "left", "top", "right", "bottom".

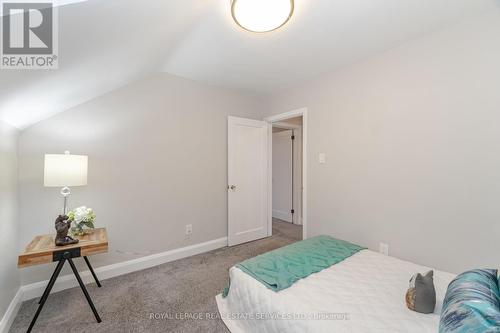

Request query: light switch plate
[{"left": 319, "top": 153, "right": 326, "bottom": 164}]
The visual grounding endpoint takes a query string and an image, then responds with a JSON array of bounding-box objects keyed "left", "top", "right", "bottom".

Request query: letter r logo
[{"left": 2, "top": 2, "right": 53, "bottom": 55}]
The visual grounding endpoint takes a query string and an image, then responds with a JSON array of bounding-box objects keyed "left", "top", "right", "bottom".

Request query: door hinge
[
  {"left": 291, "top": 135, "right": 295, "bottom": 140},
  {"left": 291, "top": 209, "right": 295, "bottom": 214}
]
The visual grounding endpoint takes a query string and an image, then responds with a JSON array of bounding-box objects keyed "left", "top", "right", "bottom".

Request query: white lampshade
[{"left": 44, "top": 152, "right": 88, "bottom": 187}]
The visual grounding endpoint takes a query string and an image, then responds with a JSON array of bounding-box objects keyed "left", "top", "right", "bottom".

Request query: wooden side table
[{"left": 18, "top": 228, "right": 108, "bottom": 333}]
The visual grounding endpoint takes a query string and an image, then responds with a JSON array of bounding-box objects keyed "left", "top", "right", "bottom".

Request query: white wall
[
  {"left": 267, "top": 13, "right": 500, "bottom": 273},
  {"left": 0, "top": 122, "right": 20, "bottom": 322},
  {"left": 18, "top": 73, "right": 265, "bottom": 284}
]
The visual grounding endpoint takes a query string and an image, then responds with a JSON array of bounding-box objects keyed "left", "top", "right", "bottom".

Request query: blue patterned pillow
[{"left": 439, "top": 269, "right": 500, "bottom": 333}]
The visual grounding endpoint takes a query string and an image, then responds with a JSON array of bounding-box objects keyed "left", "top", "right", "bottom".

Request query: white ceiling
[{"left": 1, "top": 0, "right": 498, "bottom": 128}]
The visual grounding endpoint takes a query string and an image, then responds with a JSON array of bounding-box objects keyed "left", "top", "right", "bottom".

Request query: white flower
[{"left": 73, "top": 206, "right": 88, "bottom": 223}]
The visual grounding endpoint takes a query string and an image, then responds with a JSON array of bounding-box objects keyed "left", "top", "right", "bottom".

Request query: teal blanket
[{"left": 223, "top": 235, "right": 366, "bottom": 297}]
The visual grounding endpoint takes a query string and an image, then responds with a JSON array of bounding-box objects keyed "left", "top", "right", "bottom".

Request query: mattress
[{"left": 216, "top": 249, "right": 455, "bottom": 333}]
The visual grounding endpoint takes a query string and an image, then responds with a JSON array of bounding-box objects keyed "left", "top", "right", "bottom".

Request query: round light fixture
[{"left": 231, "top": 0, "right": 294, "bottom": 33}]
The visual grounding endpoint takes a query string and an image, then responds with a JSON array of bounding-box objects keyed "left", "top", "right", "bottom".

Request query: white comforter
[{"left": 216, "top": 249, "right": 455, "bottom": 333}]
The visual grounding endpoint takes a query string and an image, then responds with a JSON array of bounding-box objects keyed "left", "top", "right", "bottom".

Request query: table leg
[
  {"left": 83, "top": 256, "right": 102, "bottom": 287},
  {"left": 67, "top": 258, "right": 102, "bottom": 323},
  {"left": 38, "top": 261, "right": 63, "bottom": 304},
  {"left": 27, "top": 259, "right": 66, "bottom": 333}
]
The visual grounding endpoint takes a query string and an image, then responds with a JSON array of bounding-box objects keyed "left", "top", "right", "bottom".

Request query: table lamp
[{"left": 44, "top": 151, "right": 88, "bottom": 214}]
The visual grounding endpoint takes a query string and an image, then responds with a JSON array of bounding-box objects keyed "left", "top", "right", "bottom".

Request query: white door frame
[{"left": 265, "top": 108, "right": 308, "bottom": 239}]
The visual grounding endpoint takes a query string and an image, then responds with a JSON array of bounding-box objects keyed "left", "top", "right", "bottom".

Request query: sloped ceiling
[
  {"left": 0, "top": 0, "right": 498, "bottom": 128},
  {"left": 0, "top": 0, "right": 210, "bottom": 128}
]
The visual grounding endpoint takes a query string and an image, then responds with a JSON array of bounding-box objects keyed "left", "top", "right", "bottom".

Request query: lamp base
[{"left": 60, "top": 186, "right": 71, "bottom": 215}]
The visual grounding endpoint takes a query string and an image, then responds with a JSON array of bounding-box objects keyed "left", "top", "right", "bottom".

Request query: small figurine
[{"left": 55, "top": 215, "right": 79, "bottom": 246}]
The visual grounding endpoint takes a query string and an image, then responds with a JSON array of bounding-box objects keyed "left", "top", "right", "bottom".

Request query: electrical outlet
[
  {"left": 185, "top": 224, "right": 193, "bottom": 236},
  {"left": 379, "top": 243, "right": 389, "bottom": 256},
  {"left": 318, "top": 153, "right": 326, "bottom": 164}
]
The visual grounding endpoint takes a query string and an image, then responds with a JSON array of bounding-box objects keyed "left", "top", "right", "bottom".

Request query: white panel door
[
  {"left": 272, "top": 130, "right": 293, "bottom": 223},
  {"left": 228, "top": 116, "right": 269, "bottom": 246}
]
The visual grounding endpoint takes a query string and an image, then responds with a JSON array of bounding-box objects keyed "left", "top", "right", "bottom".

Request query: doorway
[
  {"left": 266, "top": 108, "right": 308, "bottom": 240},
  {"left": 226, "top": 108, "right": 308, "bottom": 247}
]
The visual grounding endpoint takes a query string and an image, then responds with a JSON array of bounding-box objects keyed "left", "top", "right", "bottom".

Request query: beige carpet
[{"left": 10, "top": 220, "right": 302, "bottom": 333}]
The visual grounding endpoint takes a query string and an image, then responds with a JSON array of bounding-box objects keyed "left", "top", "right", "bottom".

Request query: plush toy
[{"left": 406, "top": 270, "right": 436, "bottom": 314}]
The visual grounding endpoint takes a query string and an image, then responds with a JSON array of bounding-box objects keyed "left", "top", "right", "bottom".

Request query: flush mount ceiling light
[{"left": 231, "top": 0, "right": 294, "bottom": 33}]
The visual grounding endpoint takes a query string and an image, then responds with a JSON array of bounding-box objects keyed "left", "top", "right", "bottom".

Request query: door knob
[{"left": 228, "top": 185, "right": 236, "bottom": 190}]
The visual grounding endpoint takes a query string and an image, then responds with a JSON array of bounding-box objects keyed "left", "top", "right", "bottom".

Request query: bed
[{"left": 216, "top": 249, "right": 455, "bottom": 333}]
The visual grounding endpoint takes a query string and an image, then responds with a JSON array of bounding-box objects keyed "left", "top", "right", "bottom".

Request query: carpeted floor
[{"left": 10, "top": 219, "right": 302, "bottom": 333}]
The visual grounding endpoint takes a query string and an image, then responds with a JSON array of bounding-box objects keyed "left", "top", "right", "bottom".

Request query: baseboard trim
[
  {"left": 20, "top": 236, "right": 228, "bottom": 302},
  {"left": 272, "top": 209, "right": 292, "bottom": 223},
  {"left": 0, "top": 287, "right": 23, "bottom": 333}
]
